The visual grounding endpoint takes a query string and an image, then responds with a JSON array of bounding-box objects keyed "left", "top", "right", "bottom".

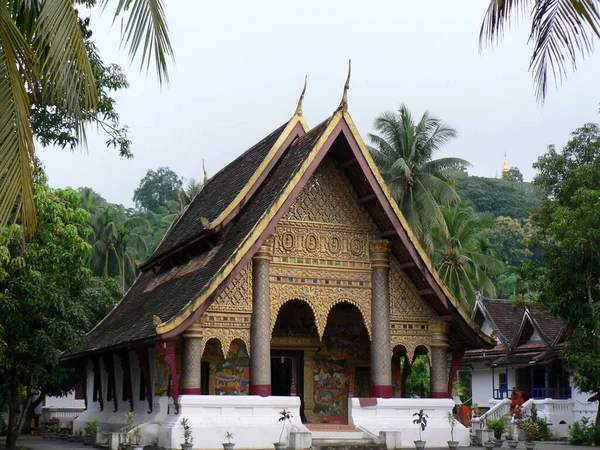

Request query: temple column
[
  {"left": 369, "top": 240, "right": 392, "bottom": 398},
  {"left": 250, "top": 237, "right": 274, "bottom": 396},
  {"left": 429, "top": 319, "right": 450, "bottom": 398},
  {"left": 303, "top": 349, "right": 317, "bottom": 422},
  {"left": 181, "top": 325, "right": 203, "bottom": 395}
]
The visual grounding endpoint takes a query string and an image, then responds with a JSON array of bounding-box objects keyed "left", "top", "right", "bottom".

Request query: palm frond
[
  {"left": 35, "top": 0, "right": 97, "bottom": 115},
  {"left": 481, "top": 0, "right": 600, "bottom": 102},
  {"left": 0, "top": 3, "right": 36, "bottom": 236},
  {"left": 106, "top": 0, "right": 174, "bottom": 84}
]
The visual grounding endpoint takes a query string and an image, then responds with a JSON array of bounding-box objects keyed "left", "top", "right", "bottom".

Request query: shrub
[
  {"left": 487, "top": 417, "right": 506, "bottom": 439},
  {"left": 569, "top": 417, "right": 599, "bottom": 445}
]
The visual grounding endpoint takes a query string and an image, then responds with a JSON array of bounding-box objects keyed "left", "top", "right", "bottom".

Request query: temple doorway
[{"left": 314, "top": 302, "right": 370, "bottom": 424}]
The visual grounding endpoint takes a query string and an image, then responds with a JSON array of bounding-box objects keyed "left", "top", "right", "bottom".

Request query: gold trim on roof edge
[
  {"left": 201, "top": 113, "right": 309, "bottom": 232},
  {"left": 155, "top": 113, "right": 342, "bottom": 335},
  {"left": 341, "top": 111, "right": 494, "bottom": 347},
  {"left": 156, "top": 107, "right": 493, "bottom": 347}
]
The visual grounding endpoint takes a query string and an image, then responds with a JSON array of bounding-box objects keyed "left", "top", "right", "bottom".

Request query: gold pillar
[
  {"left": 181, "top": 325, "right": 203, "bottom": 395},
  {"left": 429, "top": 319, "right": 450, "bottom": 398},
  {"left": 250, "top": 236, "right": 274, "bottom": 396},
  {"left": 370, "top": 240, "right": 392, "bottom": 398}
]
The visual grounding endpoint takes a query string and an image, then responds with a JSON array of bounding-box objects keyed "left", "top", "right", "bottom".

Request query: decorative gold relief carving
[
  {"left": 210, "top": 263, "right": 252, "bottom": 312},
  {"left": 282, "top": 158, "right": 377, "bottom": 230},
  {"left": 390, "top": 258, "right": 433, "bottom": 321},
  {"left": 199, "top": 328, "right": 251, "bottom": 358},
  {"left": 273, "top": 221, "right": 374, "bottom": 262},
  {"left": 390, "top": 334, "right": 430, "bottom": 362},
  {"left": 269, "top": 283, "right": 372, "bottom": 339}
]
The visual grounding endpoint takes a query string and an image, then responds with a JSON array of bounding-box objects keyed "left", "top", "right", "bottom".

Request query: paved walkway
[{"left": 11, "top": 436, "right": 592, "bottom": 450}]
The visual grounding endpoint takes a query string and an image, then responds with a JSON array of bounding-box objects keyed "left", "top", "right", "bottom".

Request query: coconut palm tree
[
  {"left": 0, "top": 0, "right": 172, "bottom": 238},
  {"left": 431, "top": 204, "right": 503, "bottom": 311},
  {"left": 178, "top": 178, "right": 204, "bottom": 211},
  {"left": 481, "top": 0, "right": 600, "bottom": 102},
  {"left": 89, "top": 204, "right": 149, "bottom": 291},
  {"left": 368, "top": 104, "right": 469, "bottom": 253}
]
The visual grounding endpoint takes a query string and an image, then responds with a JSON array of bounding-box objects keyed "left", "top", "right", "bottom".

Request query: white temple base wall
[
  {"left": 348, "top": 398, "right": 469, "bottom": 448},
  {"left": 158, "top": 395, "right": 310, "bottom": 450},
  {"left": 73, "top": 396, "right": 169, "bottom": 444}
]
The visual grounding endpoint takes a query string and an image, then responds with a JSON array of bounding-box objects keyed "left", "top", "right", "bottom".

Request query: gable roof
[
  {"left": 466, "top": 295, "right": 565, "bottom": 364},
  {"left": 473, "top": 297, "right": 525, "bottom": 348},
  {"left": 64, "top": 104, "right": 494, "bottom": 360}
]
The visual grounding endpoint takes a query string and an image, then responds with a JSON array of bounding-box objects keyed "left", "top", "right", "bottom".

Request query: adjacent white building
[{"left": 464, "top": 296, "right": 598, "bottom": 438}]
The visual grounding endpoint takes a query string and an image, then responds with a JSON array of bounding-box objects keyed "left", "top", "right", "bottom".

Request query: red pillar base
[
  {"left": 180, "top": 387, "right": 202, "bottom": 395},
  {"left": 370, "top": 385, "right": 392, "bottom": 398},
  {"left": 249, "top": 385, "right": 271, "bottom": 396},
  {"left": 430, "top": 391, "right": 451, "bottom": 399}
]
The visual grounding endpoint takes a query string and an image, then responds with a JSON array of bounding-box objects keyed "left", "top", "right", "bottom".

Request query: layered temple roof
[
  {"left": 64, "top": 88, "right": 495, "bottom": 360},
  {"left": 465, "top": 296, "right": 565, "bottom": 366}
]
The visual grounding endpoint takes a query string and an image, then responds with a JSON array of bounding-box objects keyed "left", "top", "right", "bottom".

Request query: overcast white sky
[{"left": 37, "top": 0, "right": 600, "bottom": 207}]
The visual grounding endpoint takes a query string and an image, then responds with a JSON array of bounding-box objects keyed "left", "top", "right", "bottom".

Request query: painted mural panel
[
  {"left": 313, "top": 303, "right": 368, "bottom": 423},
  {"left": 215, "top": 340, "right": 250, "bottom": 395}
]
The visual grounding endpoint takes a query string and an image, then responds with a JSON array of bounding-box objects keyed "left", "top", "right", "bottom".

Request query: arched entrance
[
  {"left": 391, "top": 345, "right": 411, "bottom": 398},
  {"left": 313, "top": 302, "right": 370, "bottom": 424},
  {"left": 406, "top": 345, "right": 431, "bottom": 398},
  {"left": 271, "top": 299, "right": 319, "bottom": 422}
]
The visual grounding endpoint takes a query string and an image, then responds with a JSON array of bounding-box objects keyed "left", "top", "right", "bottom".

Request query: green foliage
[
  {"left": 517, "top": 404, "right": 549, "bottom": 441},
  {"left": 486, "top": 417, "right": 506, "bottom": 439},
  {"left": 30, "top": 18, "right": 131, "bottom": 158},
  {"left": 527, "top": 124, "right": 600, "bottom": 442},
  {"left": 569, "top": 417, "right": 600, "bottom": 445},
  {"left": 455, "top": 176, "right": 543, "bottom": 219},
  {"left": 406, "top": 354, "right": 430, "bottom": 398},
  {"left": 133, "top": 167, "right": 183, "bottom": 211},
  {"left": 431, "top": 204, "right": 503, "bottom": 310},
  {"left": 502, "top": 167, "right": 524, "bottom": 182},
  {"left": 368, "top": 104, "right": 467, "bottom": 252},
  {"left": 179, "top": 417, "right": 193, "bottom": 445}
]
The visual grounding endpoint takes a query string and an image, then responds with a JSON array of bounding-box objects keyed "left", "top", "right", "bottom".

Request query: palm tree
[
  {"left": 178, "top": 178, "right": 204, "bottom": 211},
  {"left": 368, "top": 104, "right": 469, "bottom": 253},
  {"left": 0, "top": 0, "right": 172, "bottom": 238},
  {"left": 89, "top": 204, "right": 149, "bottom": 291},
  {"left": 431, "top": 204, "right": 503, "bottom": 311},
  {"left": 481, "top": 0, "right": 600, "bottom": 102}
]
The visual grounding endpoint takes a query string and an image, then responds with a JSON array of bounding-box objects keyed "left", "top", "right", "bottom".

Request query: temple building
[{"left": 63, "top": 76, "right": 493, "bottom": 449}]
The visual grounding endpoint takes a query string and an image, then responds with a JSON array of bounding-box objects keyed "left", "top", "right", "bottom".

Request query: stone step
[
  {"left": 311, "top": 440, "right": 386, "bottom": 450},
  {"left": 311, "top": 430, "right": 365, "bottom": 440}
]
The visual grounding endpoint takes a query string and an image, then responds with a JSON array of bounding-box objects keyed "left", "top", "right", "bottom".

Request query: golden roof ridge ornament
[
  {"left": 294, "top": 75, "right": 308, "bottom": 116},
  {"left": 336, "top": 59, "right": 351, "bottom": 113},
  {"left": 203, "top": 159, "right": 209, "bottom": 185}
]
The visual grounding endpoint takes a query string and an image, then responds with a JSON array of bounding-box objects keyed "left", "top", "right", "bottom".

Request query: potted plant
[
  {"left": 521, "top": 420, "right": 537, "bottom": 450},
  {"left": 179, "top": 417, "right": 194, "bottom": 450},
  {"left": 483, "top": 433, "right": 495, "bottom": 450},
  {"left": 446, "top": 411, "right": 459, "bottom": 450},
  {"left": 412, "top": 409, "right": 428, "bottom": 449},
  {"left": 131, "top": 427, "right": 144, "bottom": 450},
  {"left": 223, "top": 431, "right": 235, "bottom": 450},
  {"left": 506, "top": 429, "right": 518, "bottom": 449},
  {"left": 487, "top": 417, "right": 506, "bottom": 447},
  {"left": 274, "top": 409, "right": 292, "bottom": 450}
]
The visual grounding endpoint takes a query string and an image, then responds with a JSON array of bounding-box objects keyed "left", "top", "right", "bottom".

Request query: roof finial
[
  {"left": 294, "top": 75, "right": 308, "bottom": 116},
  {"left": 203, "top": 159, "right": 209, "bottom": 185},
  {"left": 337, "top": 59, "right": 351, "bottom": 113}
]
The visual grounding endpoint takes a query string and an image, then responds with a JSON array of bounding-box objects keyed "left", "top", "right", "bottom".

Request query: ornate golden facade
[{"left": 194, "top": 158, "right": 439, "bottom": 397}]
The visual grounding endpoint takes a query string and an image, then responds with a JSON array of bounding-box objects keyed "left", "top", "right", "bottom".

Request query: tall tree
[
  {"left": 502, "top": 166, "right": 524, "bottom": 182},
  {"left": 133, "top": 167, "right": 183, "bottom": 211},
  {"left": 481, "top": 0, "right": 600, "bottom": 102},
  {"left": 0, "top": 0, "right": 172, "bottom": 238},
  {"left": 88, "top": 204, "right": 149, "bottom": 291},
  {"left": 368, "top": 104, "right": 468, "bottom": 252},
  {"left": 0, "top": 179, "right": 119, "bottom": 450},
  {"left": 529, "top": 122, "right": 600, "bottom": 443},
  {"left": 178, "top": 178, "right": 204, "bottom": 210},
  {"left": 431, "top": 204, "right": 502, "bottom": 310}
]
